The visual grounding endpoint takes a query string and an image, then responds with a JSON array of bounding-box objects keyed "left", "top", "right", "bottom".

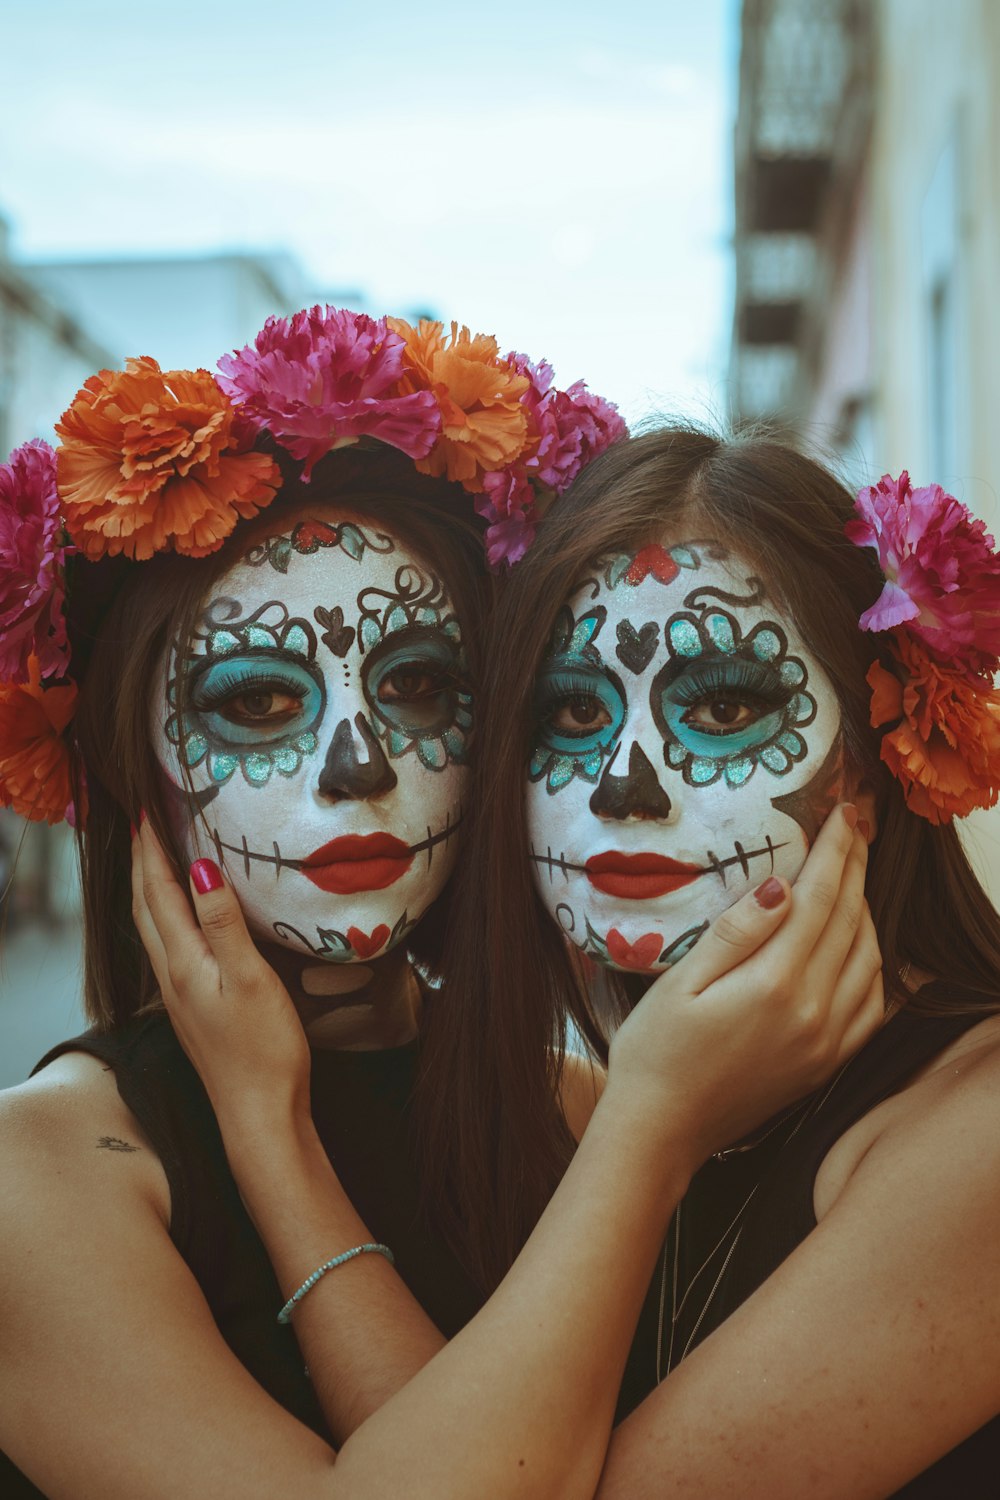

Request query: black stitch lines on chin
[
  {"left": 206, "top": 809, "right": 464, "bottom": 880},
  {"left": 529, "top": 835, "right": 787, "bottom": 887}
]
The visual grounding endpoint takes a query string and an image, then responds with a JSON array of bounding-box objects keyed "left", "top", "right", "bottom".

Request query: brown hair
[
  {"left": 425, "top": 422, "right": 1000, "bottom": 1293},
  {"left": 68, "top": 445, "right": 492, "bottom": 1030}
]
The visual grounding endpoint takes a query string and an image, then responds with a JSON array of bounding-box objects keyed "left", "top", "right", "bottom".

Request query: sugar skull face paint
[
  {"left": 526, "top": 538, "right": 844, "bottom": 973},
  {"left": 153, "top": 515, "right": 470, "bottom": 963}
]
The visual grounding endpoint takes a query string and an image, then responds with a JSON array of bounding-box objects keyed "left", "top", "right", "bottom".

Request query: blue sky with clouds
[{"left": 1, "top": 0, "right": 736, "bottom": 425}]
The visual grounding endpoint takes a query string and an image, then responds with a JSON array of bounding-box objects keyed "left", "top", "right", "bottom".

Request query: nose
[
  {"left": 589, "top": 741, "right": 672, "bottom": 821},
  {"left": 317, "top": 713, "right": 398, "bottom": 801}
]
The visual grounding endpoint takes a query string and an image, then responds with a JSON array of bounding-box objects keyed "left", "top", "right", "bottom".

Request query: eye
[
  {"left": 682, "top": 698, "right": 762, "bottom": 734},
  {"left": 377, "top": 664, "right": 456, "bottom": 703},
  {"left": 549, "top": 693, "right": 612, "bottom": 736},
  {"left": 534, "top": 664, "right": 624, "bottom": 748},
  {"left": 187, "top": 654, "right": 324, "bottom": 746},
  {"left": 661, "top": 657, "right": 791, "bottom": 742},
  {"left": 219, "top": 686, "right": 303, "bottom": 727}
]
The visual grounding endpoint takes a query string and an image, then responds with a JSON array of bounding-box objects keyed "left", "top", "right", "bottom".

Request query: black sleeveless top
[
  {"left": 619, "top": 992, "right": 1000, "bottom": 1495},
  {"left": 1, "top": 1013, "right": 486, "bottom": 1498},
  {"left": 7, "top": 1000, "right": 999, "bottom": 1496}
]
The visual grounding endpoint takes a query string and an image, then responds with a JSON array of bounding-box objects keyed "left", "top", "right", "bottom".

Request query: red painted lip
[
  {"left": 584, "top": 851, "right": 704, "bottom": 901},
  {"left": 300, "top": 833, "right": 414, "bottom": 894}
]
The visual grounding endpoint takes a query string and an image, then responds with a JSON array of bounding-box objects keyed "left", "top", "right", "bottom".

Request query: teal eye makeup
[
  {"left": 363, "top": 626, "right": 472, "bottom": 770},
  {"left": 190, "top": 653, "right": 325, "bottom": 748},
  {"left": 530, "top": 659, "right": 626, "bottom": 792},
  {"left": 652, "top": 622, "right": 816, "bottom": 789}
]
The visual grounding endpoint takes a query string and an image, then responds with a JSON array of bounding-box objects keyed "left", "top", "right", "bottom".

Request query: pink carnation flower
[
  {"left": 218, "top": 306, "right": 441, "bottom": 478},
  {"left": 508, "top": 353, "right": 627, "bottom": 496},
  {"left": 846, "top": 471, "right": 1000, "bottom": 676},
  {"left": 477, "top": 468, "right": 539, "bottom": 567},
  {"left": 0, "top": 439, "right": 70, "bottom": 684},
  {"left": 476, "top": 354, "right": 626, "bottom": 569},
  {"left": 484, "top": 511, "right": 538, "bottom": 569}
]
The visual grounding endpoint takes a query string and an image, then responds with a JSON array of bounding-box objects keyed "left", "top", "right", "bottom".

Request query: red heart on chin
[
  {"left": 605, "top": 929, "right": 663, "bottom": 970},
  {"left": 346, "top": 924, "right": 391, "bottom": 960},
  {"left": 624, "top": 544, "right": 680, "bottom": 587}
]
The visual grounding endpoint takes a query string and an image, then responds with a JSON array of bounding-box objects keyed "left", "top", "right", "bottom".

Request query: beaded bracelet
[{"left": 277, "top": 1242, "right": 395, "bottom": 1325}]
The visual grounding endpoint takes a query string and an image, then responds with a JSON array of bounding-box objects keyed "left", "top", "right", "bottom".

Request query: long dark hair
[
  {"left": 69, "top": 445, "right": 492, "bottom": 1030},
  {"left": 424, "top": 423, "right": 1000, "bottom": 1293}
]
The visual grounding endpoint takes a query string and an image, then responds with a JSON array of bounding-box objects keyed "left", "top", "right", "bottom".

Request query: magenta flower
[
  {"left": 846, "top": 471, "right": 1000, "bottom": 675},
  {"left": 484, "top": 511, "right": 538, "bottom": 569},
  {"left": 507, "top": 352, "right": 627, "bottom": 497},
  {"left": 477, "top": 468, "right": 539, "bottom": 567},
  {"left": 0, "top": 440, "right": 70, "bottom": 684},
  {"left": 218, "top": 306, "right": 442, "bottom": 478}
]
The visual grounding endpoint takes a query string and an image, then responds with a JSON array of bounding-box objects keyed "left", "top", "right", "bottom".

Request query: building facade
[{"left": 731, "top": 0, "right": 1000, "bottom": 891}]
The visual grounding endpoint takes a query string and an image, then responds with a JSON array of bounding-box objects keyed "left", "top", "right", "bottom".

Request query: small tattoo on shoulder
[{"left": 96, "top": 1136, "right": 140, "bottom": 1153}]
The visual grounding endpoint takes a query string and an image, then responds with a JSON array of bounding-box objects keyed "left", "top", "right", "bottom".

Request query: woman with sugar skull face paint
[
  {"left": 0, "top": 326, "right": 891, "bottom": 1500},
  {"left": 430, "top": 424, "right": 1000, "bottom": 1493}
]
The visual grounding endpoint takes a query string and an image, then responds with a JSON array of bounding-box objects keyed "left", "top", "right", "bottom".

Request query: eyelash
[
  {"left": 192, "top": 667, "right": 309, "bottom": 709},
  {"left": 668, "top": 660, "right": 789, "bottom": 710},
  {"left": 538, "top": 669, "right": 609, "bottom": 709}
]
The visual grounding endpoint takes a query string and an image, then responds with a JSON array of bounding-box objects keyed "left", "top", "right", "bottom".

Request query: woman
[
  {"left": 134, "top": 424, "right": 1000, "bottom": 1495},
  {"left": 0, "top": 325, "right": 877, "bottom": 1497}
]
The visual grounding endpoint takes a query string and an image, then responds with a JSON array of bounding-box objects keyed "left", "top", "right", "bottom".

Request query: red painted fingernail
[
  {"left": 190, "top": 859, "right": 224, "bottom": 894},
  {"left": 842, "top": 803, "right": 858, "bottom": 829},
  {"left": 129, "top": 821, "right": 137, "bottom": 839},
  {"left": 858, "top": 817, "right": 871, "bottom": 840},
  {"left": 139, "top": 808, "right": 148, "bottom": 826},
  {"left": 754, "top": 877, "right": 785, "bottom": 909}
]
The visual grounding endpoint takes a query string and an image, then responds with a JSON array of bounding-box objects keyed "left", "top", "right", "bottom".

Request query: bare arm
[
  {"left": 110, "top": 803, "right": 880, "bottom": 1500},
  {"left": 595, "top": 1025, "right": 1000, "bottom": 1498},
  {"left": 0, "top": 1025, "right": 691, "bottom": 1500}
]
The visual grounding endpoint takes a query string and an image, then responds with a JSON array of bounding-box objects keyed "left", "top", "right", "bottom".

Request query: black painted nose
[
  {"left": 589, "top": 742, "right": 672, "bottom": 820},
  {"left": 317, "top": 714, "right": 398, "bottom": 800}
]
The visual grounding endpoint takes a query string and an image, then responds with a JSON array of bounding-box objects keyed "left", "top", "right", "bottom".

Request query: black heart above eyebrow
[
  {"left": 314, "top": 605, "right": 356, "bottom": 658},
  {"left": 616, "top": 619, "right": 659, "bottom": 674}
]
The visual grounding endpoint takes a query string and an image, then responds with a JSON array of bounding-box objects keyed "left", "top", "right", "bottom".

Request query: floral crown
[
  {"left": 846, "top": 471, "right": 1000, "bottom": 825},
  {"left": 0, "top": 304, "right": 627, "bottom": 825}
]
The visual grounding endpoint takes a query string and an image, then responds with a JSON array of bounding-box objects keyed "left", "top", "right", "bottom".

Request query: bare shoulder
[
  {"left": 557, "top": 1049, "right": 607, "bottom": 1142},
  {"left": 817, "top": 1008, "right": 1000, "bottom": 1221},
  {"left": 0, "top": 1050, "right": 170, "bottom": 1233}
]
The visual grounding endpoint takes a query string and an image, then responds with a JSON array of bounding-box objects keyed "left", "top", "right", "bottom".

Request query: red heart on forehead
[
  {"left": 346, "top": 925, "right": 391, "bottom": 960},
  {"left": 293, "top": 519, "right": 341, "bottom": 552},
  {"left": 624, "top": 545, "right": 680, "bottom": 587},
  {"left": 605, "top": 929, "right": 663, "bottom": 970}
]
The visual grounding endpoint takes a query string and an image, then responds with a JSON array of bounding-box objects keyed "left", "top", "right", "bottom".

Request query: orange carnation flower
[
  {"left": 867, "top": 633, "right": 1000, "bottom": 824},
  {"left": 0, "top": 658, "right": 78, "bottom": 824},
  {"left": 387, "top": 319, "right": 532, "bottom": 491},
  {"left": 55, "top": 357, "right": 281, "bottom": 560}
]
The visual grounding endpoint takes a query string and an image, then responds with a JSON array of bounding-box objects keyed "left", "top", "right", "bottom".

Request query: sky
[{"left": 0, "top": 0, "right": 737, "bottom": 428}]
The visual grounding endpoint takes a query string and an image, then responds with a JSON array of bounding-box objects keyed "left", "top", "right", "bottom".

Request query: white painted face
[
  {"left": 526, "top": 537, "right": 844, "bottom": 973},
  {"left": 153, "top": 514, "right": 470, "bottom": 963}
]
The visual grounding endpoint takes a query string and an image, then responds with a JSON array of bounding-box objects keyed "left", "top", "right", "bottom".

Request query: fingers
[
  {"left": 780, "top": 803, "right": 864, "bottom": 950},
  {"left": 135, "top": 819, "right": 216, "bottom": 991},
  {"left": 661, "top": 874, "right": 792, "bottom": 996},
  {"left": 185, "top": 857, "right": 260, "bottom": 988},
  {"left": 824, "top": 902, "right": 884, "bottom": 1054},
  {"left": 836, "top": 966, "right": 885, "bottom": 1062},
  {"left": 796, "top": 824, "right": 871, "bottom": 982},
  {"left": 130, "top": 823, "right": 172, "bottom": 994}
]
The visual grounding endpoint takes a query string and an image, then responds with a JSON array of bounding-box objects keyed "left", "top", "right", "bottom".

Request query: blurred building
[
  {"left": 733, "top": 0, "right": 998, "bottom": 495},
  {"left": 23, "top": 252, "right": 373, "bottom": 373},
  {"left": 731, "top": 0, "right": 1000, "bottom": 890},
  {"left": 0, "top": 215, "right": 114, "bottom": 454}
]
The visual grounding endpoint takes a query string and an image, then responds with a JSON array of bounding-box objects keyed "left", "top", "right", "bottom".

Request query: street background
[{"left": 1, "top": 0, "right": 998, "bottom": 1082}]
